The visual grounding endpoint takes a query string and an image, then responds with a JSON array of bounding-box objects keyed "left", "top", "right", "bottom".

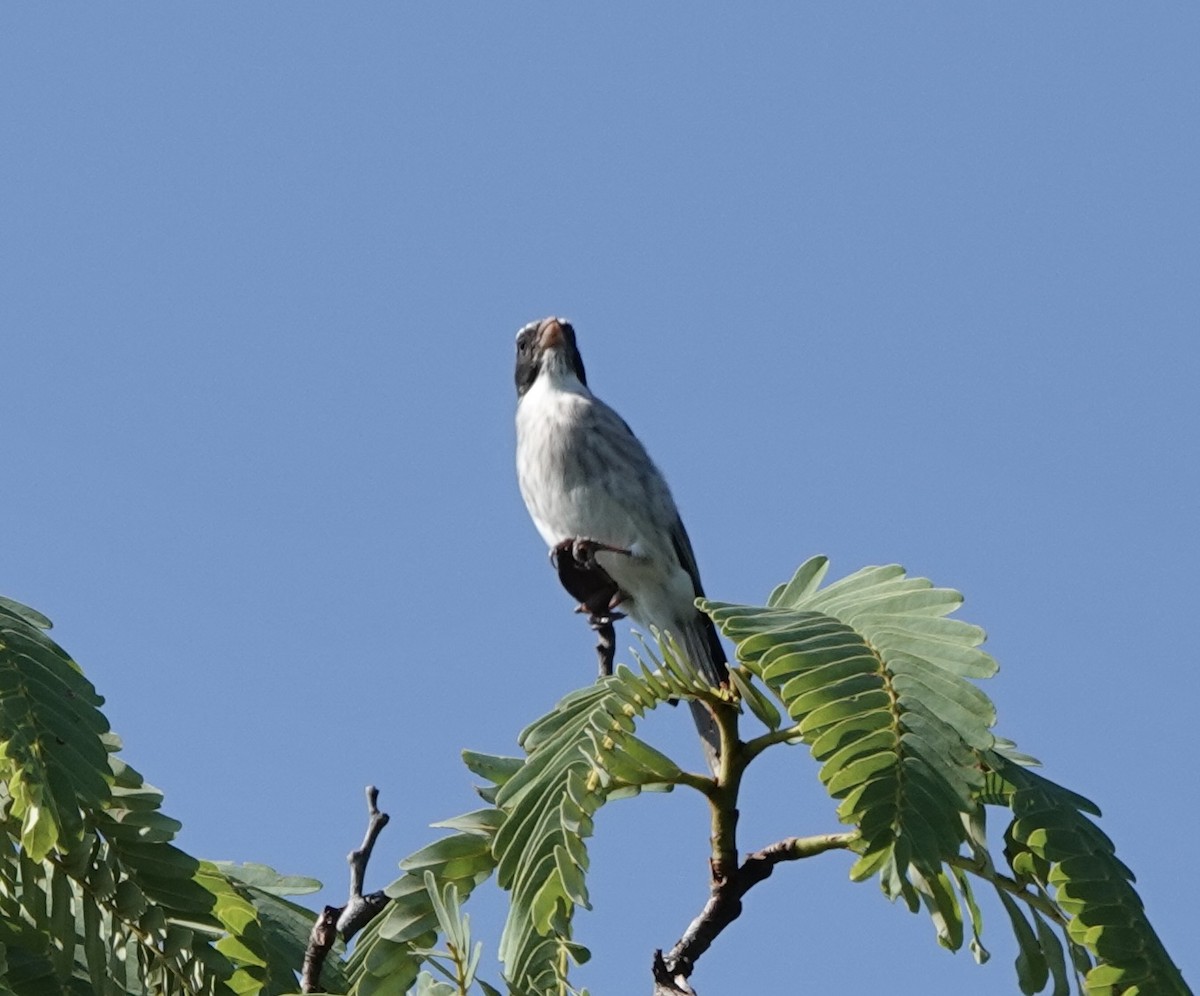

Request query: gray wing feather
[{"left": 573, "top": 394, "right": 728, "bottom": 770}]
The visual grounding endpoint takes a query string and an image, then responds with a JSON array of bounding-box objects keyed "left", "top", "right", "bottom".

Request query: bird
[{"left": 513, "top": 316, "right": 728, "bottom": 770}]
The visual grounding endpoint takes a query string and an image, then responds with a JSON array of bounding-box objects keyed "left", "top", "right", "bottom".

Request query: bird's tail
[
  {"left": 686, "top": 700, "right": 722, "bottom": 775},
  {"left": 677, "top": 613, "right": 729, "bottom": 775}
]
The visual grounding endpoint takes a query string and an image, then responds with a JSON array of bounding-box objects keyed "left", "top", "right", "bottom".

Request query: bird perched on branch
[{"left": 513, "top": 316, "right": 728, "bottom": 770}]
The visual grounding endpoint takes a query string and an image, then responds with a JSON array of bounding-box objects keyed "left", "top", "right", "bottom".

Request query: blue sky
[{"left": 2, "top": 6, "right": 1197, "bottom": 993}]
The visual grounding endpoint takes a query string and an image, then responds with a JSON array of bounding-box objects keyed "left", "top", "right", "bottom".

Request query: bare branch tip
[{"left": 301, "top": 785, "right": 393, "bottom": 992}]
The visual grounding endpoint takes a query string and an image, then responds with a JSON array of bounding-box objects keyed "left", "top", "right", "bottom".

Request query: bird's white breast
[
  {"left": 515, "top": 374, "right": 695, "bottom": 629},
  {"left": 515, "top": 374, "right": 588, "bottom": 546}
]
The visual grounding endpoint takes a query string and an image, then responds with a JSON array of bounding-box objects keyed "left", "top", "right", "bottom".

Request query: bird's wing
[
  {"left": 669, "top": 514, "right": 707, "bottom": 599},
  {"left": 585, "top": 397, "right": 710, "bottom": 598},
  {"left": 592, "top": 397, "right": 730, "bottom": 690}
]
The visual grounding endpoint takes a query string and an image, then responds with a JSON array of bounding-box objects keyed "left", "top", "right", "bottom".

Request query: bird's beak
[{"left": 538, "top": 317, "right": 566, "bottom": 350}]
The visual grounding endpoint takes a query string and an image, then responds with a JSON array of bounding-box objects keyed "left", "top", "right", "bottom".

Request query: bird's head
[{"left": 514, "top": 316, "right": 588, "bottom": 397}]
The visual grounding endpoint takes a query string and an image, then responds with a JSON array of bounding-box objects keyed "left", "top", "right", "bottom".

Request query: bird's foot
[
  {"left": 575, "top": 595, "right": 626, "bottom": 626},
  {"left": 562, "top": 537, "right": 633, "bottom": 572},
  {"left": 551, "top": 538, "right": 627, "bottom": 623}
]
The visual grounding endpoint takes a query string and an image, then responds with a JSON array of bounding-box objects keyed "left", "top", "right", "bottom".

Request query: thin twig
[
  {"left": 337, "top": 786, "right": 391, "bottom": 937},
  {"left": 300, "top": 786, "right": 391, "bottom": 993},
  {"left": 589, "top": 611, "right": 618, "bottom": 678},
  {"left": 946, "top": 854, "right": 1067, "bottom": 926},
  {"left": 741, "top": 724, "right": 805, "bottom": 763}
]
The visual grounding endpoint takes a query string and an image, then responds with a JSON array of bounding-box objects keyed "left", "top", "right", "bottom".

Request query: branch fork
[
  {"left": 652, "top": 833, "right": 855, "bottom": 993},
  {"left": 300, "top": 786, "right": 391, "bottom": 993}
]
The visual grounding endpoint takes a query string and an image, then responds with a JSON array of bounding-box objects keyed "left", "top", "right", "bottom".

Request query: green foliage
[
  {"left": 0, "top": 595, "right": 110, "bottom": 862},
  {"left": 704, "top": 558, "right": 996, "bottom": 893},
  {"left": 217, "top": 863, "right": 349, "bottom": 995},
  {"left": 2, "top": 564, "right": 1191, "bottom": 996},
  {"left": 492, "top": 658, "right": 694, "bottom": 992},
  {"left": 330, "top": 549, "right": 1187, "bottom": 993},
  {"left": 984, "top": 754, "right": 1190, "bottom": 995},
  {"left": 345, "top": 807, "right": 501, "bottom": 995},
  {"left": 705, "top": 556, "right": 1189, "bottom": 996},
  {"left": 0, "top": 597, "right": 330, "bottom": 995},
  {"left": 407, "top": 871, "right": 495, "bottom": 994},
  {"left": 348, "top": 652, "right": 704, "bottom": 996}
]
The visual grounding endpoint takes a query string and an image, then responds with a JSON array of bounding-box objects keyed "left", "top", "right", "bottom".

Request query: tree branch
[
  {"left": 300, "top": 786, "right": 391, "bottom": 993},
  {"left": 653, "top": 833, "right": 857, "bottom": 993}
]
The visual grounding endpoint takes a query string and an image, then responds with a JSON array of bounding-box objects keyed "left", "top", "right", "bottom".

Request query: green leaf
[
  {"left": 462, "top": 751, "right": 524, "bottom": 788},
  {"left": 915, "top": 867, "right": 963, "bottom": 952},
  {"left": 952, "top": 868, "right": 990, "bottom": 965},
  {"left": 727, "top": 667, "right": 782, "bottom": 730},
  {"left": 211, "top": 861, "right": 321, "bottom": 897},
  {"left": 1031, "top": 909, "right": 1071, "bottom": 996},
  {"left": 767, "top": 555, "right": 830, "bottom": 607},
  {"left": 996, "top": 889, "right": 1047, "bottom": 995},
  {"left": 400, "top": 834, "right": 494, "bottom": 875},
  {"left": 82, "top": 889, "right": 107, "bottom": 994},
  {"left": 430, "top": 809, "right": 506, "bottom": 837},
  {"left": 48, "top": 864, "right": 74, "bottom": 981},
  {"left": 0, "top": 598, "right": 54, "bottom": 632}
]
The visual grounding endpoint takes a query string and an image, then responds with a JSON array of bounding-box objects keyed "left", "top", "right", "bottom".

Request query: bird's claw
[
  {"left": 551, "top": 536, "right": 632, "bottom": 639},
  {"left": 566, "top": 537, "right": 633, "bottom": 572},
  {"left": 551, "top": 537, "right": 631, "bottom": 573},
  {"left": 574, "top": 602, "right": 626, "bottom": 624}
]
